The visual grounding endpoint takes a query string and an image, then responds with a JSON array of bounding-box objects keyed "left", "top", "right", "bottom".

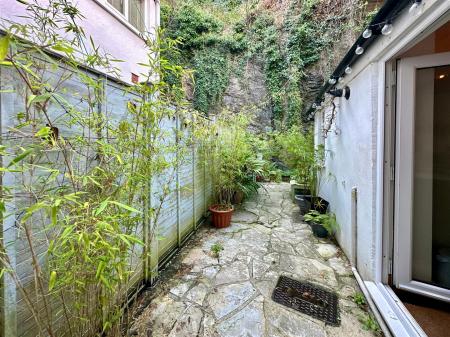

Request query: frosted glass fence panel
[{"left": 0, "top": 64, "right": 212, "bottom": 336}]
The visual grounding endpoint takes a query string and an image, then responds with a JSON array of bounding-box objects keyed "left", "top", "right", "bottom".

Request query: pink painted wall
[{"left": 0, "top": 0, "right": 160, "bottom": 84}]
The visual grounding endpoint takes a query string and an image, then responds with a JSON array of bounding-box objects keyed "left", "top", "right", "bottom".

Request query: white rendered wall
[
  {"left": 313, "top": 0, "right": 450, "bottom": 284},
  {"left": 315, "top": 64, "right": 378, "bottom": 280},
  {"left": 0, "top": 0, "right": 159, "bottom": 84}
]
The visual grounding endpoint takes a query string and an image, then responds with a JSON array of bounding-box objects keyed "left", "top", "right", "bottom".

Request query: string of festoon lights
[{"left": 307, "top": 0, "right": 423, "bottom": 120}]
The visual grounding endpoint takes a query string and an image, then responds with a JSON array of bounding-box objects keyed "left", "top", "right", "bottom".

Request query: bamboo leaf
[
  {"left": 49, "top": 271, "right": 57, "bottom": 291},
  {"left": 7, "top": 149, "right": 32, "bottom": 168},
  {"left": 0, "top": 36, "right": 10, "bottom": 61},
  {"left": 108, "top": 201, "right": 141, "bottom": 213},
  {"left": 119, "top": 235, "right": 130, "bottom": 246},
  {"left": 51, "top": 206, "right": 57, "bottom": 226},
  {"left": 94, "top": 199, "right": 109, "bottom": 216},
  {"left": 35, "top": 126, "right": 51, "bottom": 137},
  {"left": 52, "top": 42, "right": 74, "bottom": 54},
  {"left": 27, "top": 93, "right": 52, "bottom": 106}
]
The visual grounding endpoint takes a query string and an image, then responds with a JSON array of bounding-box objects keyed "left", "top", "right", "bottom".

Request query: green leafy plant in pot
[
  {"left": 234, "top": 156, "right": 265, "bottom": 203},
  {"left": 307, "top": 144, "right": 330, "bottom": 214},
  {"left": 304, "top": 210, "right": 338, "bottom": 238},
  {"left": 208, "top": 110, "right": 255, "bottom": 228},
  {"left": 275, "top": 126, "right": 320, "bottom": 214}
]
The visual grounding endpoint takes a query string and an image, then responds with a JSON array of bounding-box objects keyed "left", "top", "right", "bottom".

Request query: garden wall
[{"left": 0, "top": 63, "right": 213, "bottom": 337}]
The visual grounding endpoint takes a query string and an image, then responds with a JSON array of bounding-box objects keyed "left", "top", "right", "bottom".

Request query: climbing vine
[
  {"left": 192, "top": 47, "right": 231, "bottom": 113},
  {"left": 161, "top": 0, "right": 376, "bottom": 128},
  {"left": 161, "top": 1, "right": 244, "bottom": 114}
]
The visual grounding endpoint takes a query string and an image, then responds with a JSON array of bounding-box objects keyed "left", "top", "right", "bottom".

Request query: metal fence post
[
  {"left": 176, "top": 114, "right": 181, "bottom": 247},
  {"left": 192, "top": 139, "right": 196, "bottom": 230}
]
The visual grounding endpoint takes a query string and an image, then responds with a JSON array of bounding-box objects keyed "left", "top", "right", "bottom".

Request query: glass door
[{"left": 394, "top": 52, "right": 450, "bottom": 302}]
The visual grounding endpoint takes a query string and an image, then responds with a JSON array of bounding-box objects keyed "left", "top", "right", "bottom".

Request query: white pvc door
[{"left": 394, "top": 52, "right": 450, "bottom": 302}]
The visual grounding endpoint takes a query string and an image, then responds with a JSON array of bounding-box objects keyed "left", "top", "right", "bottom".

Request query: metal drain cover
[{"left": 271, "top": 275, "right": 340, "bottom": 326}]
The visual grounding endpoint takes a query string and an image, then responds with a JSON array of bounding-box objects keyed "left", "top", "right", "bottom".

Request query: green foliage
[
  {"left": 161, "top": 1, "right": 243, "bottom": 113},
  {"left": 360, "top": 314, "right": 382, "bottom": 334},
  {"left": 161, "top": 0, "right": 374, "bottom": 126},
  {"left": 161, "top": 4, "right": 222, "bottom": 52},
  {"left": 0, "top": 35, "right": 10, "bottom": 64},
  {"left": 210, "top": 242, "right": 224, "bottom": 257},
  {"left": 353, "top": 292, "right": 367, "bottom": 306},
  {"left": 207, "top": 110, "right": 263, "bottom": 206},
  {"left": 304, "top": 210, "right": 338, "bottom": 235},
  {"left": 239, "top": 0, "right": 328, "bottom": 126},
  {"left": 273, "top": 125, "right": 324, "bottom": 194},
  {"left": 0, "top": 1, "right": 197, "bottom": 335},
  {"left": 193, "top": 47, "right": 230, "bottom": 113}
]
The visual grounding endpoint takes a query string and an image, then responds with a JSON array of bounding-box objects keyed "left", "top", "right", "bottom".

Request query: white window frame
[{"left": 94, "top": 0, "right": 149, "bottom": 36}]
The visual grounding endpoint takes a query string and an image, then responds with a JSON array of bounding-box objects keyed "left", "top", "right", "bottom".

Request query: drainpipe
[
  {"left": 350, "top": 187, "right": 392, "bottom": 336},
  {"left": 351, "top": 187, "right": 358, "bottom": 267}
]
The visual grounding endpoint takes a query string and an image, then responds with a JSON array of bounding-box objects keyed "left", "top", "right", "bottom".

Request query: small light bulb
[
  {"left": 409, "top": 2, "right": 418, "bottom": 13},
  {"left": 345, "top": 66, "right": 352, "bottom": 74},
  {"left": 312, "top": 103, "right": 317, "bottom": 109},
  {"left": 409, "top": 1, "right": 421, "bottom": 14},
  {"left": 363, "top": 28, "right": 372, "bottom": 39},
  {"left": 381, "top": 23, "right": 393, "bottom": 35},
  {"left": 439, "top": 74, "right": 445, "bottom": 79},
  {"left": 338, "top": 77, "right": 344, "bottom": 83},
  {"left": 328, "top": 78, "right": 337, "bottom": 85},
  {"left": 355, "top": 45, "right": 364, "bottom": 55}
]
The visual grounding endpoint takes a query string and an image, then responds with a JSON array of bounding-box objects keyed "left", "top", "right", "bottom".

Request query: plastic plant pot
[{"left": 209, "top": 205, "right": 234, "bottom": 228}]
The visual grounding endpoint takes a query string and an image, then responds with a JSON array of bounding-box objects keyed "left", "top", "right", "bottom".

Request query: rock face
[{"left": 221, "top": 61, "right": 272, "bottom": 132}]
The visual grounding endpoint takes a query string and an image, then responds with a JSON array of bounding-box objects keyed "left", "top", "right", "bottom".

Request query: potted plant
[
  {"left": 304, "top": 210, "right": 338, "bottom": 238},
  {"left": 274, "top": 126, "right": 316, "bottom": 214},
  {"left": 208, "top": 110, "right": 256, "bottom": 228},
  {"left": 306, "top": 144, "right": 330, "bottom": 214},
  {"left": 234, "top": 156, "right": 265, "bottom": 204}
]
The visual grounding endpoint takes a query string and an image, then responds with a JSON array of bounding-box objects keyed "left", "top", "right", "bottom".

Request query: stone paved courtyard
[{"left": 130, "top": 183, "right": 381, "bottom": 337}]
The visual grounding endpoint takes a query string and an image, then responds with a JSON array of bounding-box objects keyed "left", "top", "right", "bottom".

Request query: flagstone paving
[{"left": 130, "top": 183, "right": 382, "bottom": 337}]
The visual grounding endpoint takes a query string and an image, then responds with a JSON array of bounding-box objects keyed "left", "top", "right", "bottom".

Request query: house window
[
  {"left": 107, "top": 0, "right": 124, "bottom": 14},
  {"left": 129, "top": 0, "right": 145, "bottom": 32},
  {"left": 106, "top": 0, "right": 146, "bottom": 31}
]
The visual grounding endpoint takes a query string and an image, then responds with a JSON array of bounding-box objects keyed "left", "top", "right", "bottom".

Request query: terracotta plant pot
[{"left": 209, "top": 205, "right": 234, "bottom": 228}]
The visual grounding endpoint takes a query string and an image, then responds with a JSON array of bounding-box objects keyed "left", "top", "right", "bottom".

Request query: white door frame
[
  {"left": 394, "top": 52, "right": 450, "bottom": 302},
  {"left": 368, "top": 3, "right": 450, "bottom": 336}
]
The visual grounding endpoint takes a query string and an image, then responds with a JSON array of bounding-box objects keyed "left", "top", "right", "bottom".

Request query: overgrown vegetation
[
  {"left": 304, "top": 210, "right": 338, "bottom": 235},
  {"left": 161, "top": 0, "right": 374, "bottom": 128},
  {"left": 272, "top": 125, "right": 324, "bottom": 194}
]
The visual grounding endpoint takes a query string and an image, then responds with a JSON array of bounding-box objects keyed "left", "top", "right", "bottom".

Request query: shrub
[
  {"left": 273, "top": 126, "right": 324, "bottom": 194},
  {"left": 208, "top": 110, "right": 263, "bottom": 206}
]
